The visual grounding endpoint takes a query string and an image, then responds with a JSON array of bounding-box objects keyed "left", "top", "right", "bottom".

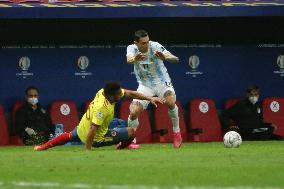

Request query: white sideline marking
[
  {"left": 12, "top": 181, "right": 60, "bottom": 187},
  {"left": 0, "top": 181, "right": 282, "bottom": 189},
  {"left": 66, "top": 183, "right": 92, "bottom": 188}
]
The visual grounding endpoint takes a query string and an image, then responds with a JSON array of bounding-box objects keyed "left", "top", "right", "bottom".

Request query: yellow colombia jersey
[{"left": 77, "top": 88, "right": 125, "bottom": 143}]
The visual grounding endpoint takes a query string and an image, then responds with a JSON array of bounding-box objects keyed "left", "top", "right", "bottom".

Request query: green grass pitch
[{"left": 0, "top": 141, "right": 283, "bottom": 189}]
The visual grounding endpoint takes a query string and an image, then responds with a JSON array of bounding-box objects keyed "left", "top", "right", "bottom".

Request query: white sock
[
  {"left": 128, "top": 116, "right": 139, "bottom": 144},
  {"left": 168, "top": 104, "right": 180, "bottom": 133},
  {"left": 128, "top": 116, "right": 139, "bottom": 129}
]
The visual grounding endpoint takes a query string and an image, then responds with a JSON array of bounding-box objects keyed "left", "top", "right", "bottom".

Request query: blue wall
[{"left": 0, "top": 44, "right": 283, "bottom": 111}]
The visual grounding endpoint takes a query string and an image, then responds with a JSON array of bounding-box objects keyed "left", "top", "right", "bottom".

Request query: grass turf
[{"left": 0, "top": 141, "right": 283, "bottom": 189}]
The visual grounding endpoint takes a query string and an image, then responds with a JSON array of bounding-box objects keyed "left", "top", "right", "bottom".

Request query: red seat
[
  {"left": 11, "top": 100, "right": 25, "bottom": 145},
  {"left": 224, "top": 98, "right": 241, "bottom": 109},
  {"left": 12, "top": 100, "right": 25, "bottom": 130},
  {"left": 262, "top": 97, "right": 284, "bottom": 138},
  {"left": 0, "top": 105, "right": 10, "bottom": 146},
  {"left": 119, "top": 100, "right": 152, "bottom": 143},
  {"left": 153, "top": 101, "right": 187, "bottom": 142},
  {"left": 188, "top": 99, "right": 222, "bottom": 142},
  {"left": 50, "top": 100, "right": 79, "bottom": 133},
  {"left": 224, "top": 98, "right": 241, "bottom": 128}
]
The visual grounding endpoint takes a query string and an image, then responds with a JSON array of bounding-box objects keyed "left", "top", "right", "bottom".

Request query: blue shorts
[{"left": 70, "top": 118, "right": 129, "bottom": 148}]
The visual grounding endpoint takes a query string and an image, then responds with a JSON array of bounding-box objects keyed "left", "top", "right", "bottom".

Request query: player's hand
[
  {"left": 149, "top": 97, "right": 165, "bottom": 107},
  {"left": 154, "top": 51, "right": 166, "bottom": 61},
  {"left": 135, "top": 53, "right": 146, "bottom": 61}
]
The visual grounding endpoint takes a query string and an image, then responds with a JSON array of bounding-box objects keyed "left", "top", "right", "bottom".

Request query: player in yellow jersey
[{"left": 34, "top": 81, "right": 164, "bottom": 151}]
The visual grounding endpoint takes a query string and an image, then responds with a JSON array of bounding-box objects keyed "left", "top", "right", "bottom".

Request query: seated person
[
  {"left": 220, "top": 85, "right": 282, "bottom": 140},
  {"left": 15, "top": 86, "right": 54, "bottom": 145}
]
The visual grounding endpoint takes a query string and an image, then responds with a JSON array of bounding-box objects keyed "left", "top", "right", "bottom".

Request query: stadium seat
[
  {"left": 11, "top": 100, "right": 25, "bottom": 145},
  {"left": 0, "top": 104, "right": 10, "bottom": 146},
  {"left": 224, "top": 98, "right": 241, "bottom": 109},
  {"left": 153, "top": 101, "right": 187, "bottom": 142},
  {"left": 119, "top": 99, "right": 152, "bottom": 143},
  {"left": 50, "top": 100, "right": 79, "bottom": 133},
  {"left": 12, "top": 100, "right": 25, "bottom": 130},
  {"left": 188, "top": 98, "right": 223, "bottom": 142},
  {"left": 224, "top": 98, "right": 241, "bottom": 129},
  {"left": 262, "top": 97, "right": 284, "bottom": 138}
]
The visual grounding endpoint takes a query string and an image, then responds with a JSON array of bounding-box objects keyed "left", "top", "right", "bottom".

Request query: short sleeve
[
  {"left": 152, "top": 42, "right": 169, "bottom": 54},
  {"left": 126, "top": 45, "right": 137, "bottom": 57}
]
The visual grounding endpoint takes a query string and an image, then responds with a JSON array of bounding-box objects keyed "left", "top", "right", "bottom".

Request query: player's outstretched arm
[
  {"left": 154, "top": 51, "right": 179, "bottom": 64},
  {"left": 124, "top": 89, "right": 165, "bottom": 107},
  {"left": 165, "top": 52, "right": 179, "bottom": 64},
  {"left": 85, "top": 123, "right": 98, "bottom": 151},
  {"left": 127, "top": 53, "right": 146, "bottom": 64}
]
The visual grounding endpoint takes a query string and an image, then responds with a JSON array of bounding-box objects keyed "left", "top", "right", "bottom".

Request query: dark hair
[
  {"left": 25, "top": 86, "right": 39, "bottom": 95},
  {"left": 104, "top": 81, "right": 121, "bottom": 96},
  {"left": 134, "top": 30, "right": 148, "bottom": 42},
  {"left": 246, "top": 85, "right": 260, "bottom": 93}
]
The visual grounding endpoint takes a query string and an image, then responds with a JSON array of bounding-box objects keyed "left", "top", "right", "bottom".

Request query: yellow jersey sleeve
[
  {"left": 121, "top": 89, "right": 125, "bottom": 97},
  {"left": 91, "top": 106, "right": 107, "bottom": 126}
]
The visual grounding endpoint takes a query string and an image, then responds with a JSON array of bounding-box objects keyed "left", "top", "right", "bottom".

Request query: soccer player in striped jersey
[
  {"left": 126, "top": 30, "right": 182, "bottom": 148},
  {"left": 34, "top": 81, "right": 164, "bottom": 151}
]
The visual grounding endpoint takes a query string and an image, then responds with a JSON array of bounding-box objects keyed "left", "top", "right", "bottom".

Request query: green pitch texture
[{"left": 0, "top": 142, "right": 283, "bottom": 189}]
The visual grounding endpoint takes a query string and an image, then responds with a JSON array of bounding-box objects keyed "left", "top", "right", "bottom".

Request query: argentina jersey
[{"left": 126, "top": 41, "right": 172, "bottom": 88}]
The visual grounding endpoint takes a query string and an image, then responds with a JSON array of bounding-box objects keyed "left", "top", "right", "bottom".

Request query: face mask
[
  {"left": 249, "top": 96, "right": 258, "bottom": 104},
  {"left": 28, "top": 97, "right": 38, "bottom": 106}
]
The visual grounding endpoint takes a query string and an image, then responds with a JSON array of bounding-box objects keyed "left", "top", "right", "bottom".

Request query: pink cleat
[
  {"left": 173, "top": 132, "right": 182, "bottom": 148},
  {"left": 34, "top": 145, "right": 46, "bottom": 151},
  {"left": 116, "top": 142, "right": 140, "bottom": 150},
  {"left": 127, "top": 143, "right": 140, "bottom": 149}
]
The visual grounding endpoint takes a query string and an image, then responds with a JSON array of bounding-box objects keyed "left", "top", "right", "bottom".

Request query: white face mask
[
  {"left": 249, "top": 96, "right": 258, "bottom": 104},
  {"left": 28, "top": 97, "right": 38, "bottom": 106}
]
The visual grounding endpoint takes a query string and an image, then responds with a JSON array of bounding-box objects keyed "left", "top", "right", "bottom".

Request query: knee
[
  {"left": 129, "top": 111, "right": 139, "bottom": 119},
  {"left": 129, "top": 102, "right": 143, "bottom": 119},
  {"left": 166, "top": 99, "right": 176, "bottom": 109},
  {"left": 164, "top": 95, "right": 176, "bottom": 109}
]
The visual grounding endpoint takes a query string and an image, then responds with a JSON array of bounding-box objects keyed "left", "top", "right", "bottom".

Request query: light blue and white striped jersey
[{"left": 126, "top": 41, "right": 172, "bottom": 88}]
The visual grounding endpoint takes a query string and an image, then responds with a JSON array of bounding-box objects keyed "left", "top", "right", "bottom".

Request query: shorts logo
[
  {"left": 277, "top": 55, "right": 284, "bottom": 69},
  {"left": 270, "top": 101, "right": 280, "bottom": 112},
  {"left": 188, "top": 55, "right": 200, "bottom": 69},
  {"left": 199, "top": 102, "right": 209, "bottom": 113},
  {"left": 77, "top": 56, "right": 89, "bottom": 70},
  {"left": 111, "top": 131, "right": 117, "bottom": 137},
  {"left": 19, "top": 56, "right": 31, "bottom": 71},
  {"left": 60, "top": 104, "right": 71, "bottom": 116}
]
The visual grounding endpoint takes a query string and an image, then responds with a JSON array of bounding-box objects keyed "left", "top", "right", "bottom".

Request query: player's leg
[
  {"left": 34, "top": 127, "right": 80, "bottom": 151},
  {"left": 114, "top": 127, "right": 138, "bottom": 149},
  {"left": 112, "top": 118, "right": 139, "bottom": 149},
  {"left": 128, "top": 101, "right": 144, "bottom": 130},
  {"left": 128, "top": 84, "right": 153, "bottom": 130},
  {"left": 93, "top": 120, "right": 138, "bottom": 149},
  {"left": 159, "top": 85, "right": 182, "bottom": 148}
]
